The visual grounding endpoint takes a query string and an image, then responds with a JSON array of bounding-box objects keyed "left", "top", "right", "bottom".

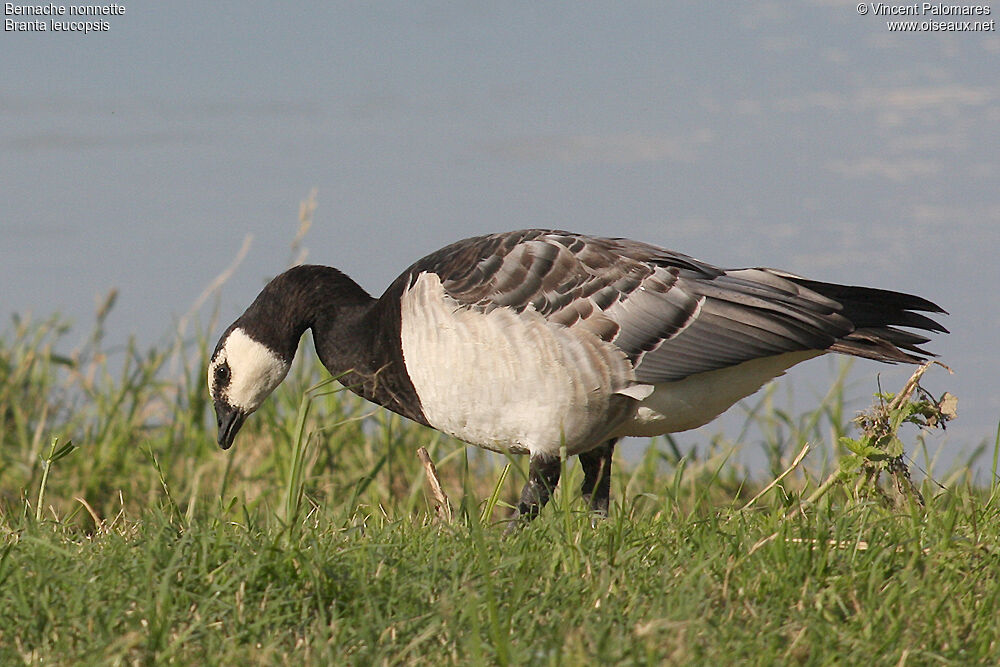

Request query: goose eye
[{"left": 214, "top": 363, "right": 231, "bottom": 386}]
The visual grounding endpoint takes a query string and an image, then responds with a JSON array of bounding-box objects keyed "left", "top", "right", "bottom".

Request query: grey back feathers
[{"left": 405, "top": 230, "right": 944, "bottom": 381}]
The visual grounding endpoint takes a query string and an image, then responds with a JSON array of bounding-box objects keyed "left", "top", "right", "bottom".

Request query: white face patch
[{"left": 208, "top": 327, "right": 290, "bottom": 413}]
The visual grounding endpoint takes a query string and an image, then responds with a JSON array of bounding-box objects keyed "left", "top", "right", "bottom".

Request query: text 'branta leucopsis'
[{"left": 208, "top": 229, "right": 947, "bottom": 524}]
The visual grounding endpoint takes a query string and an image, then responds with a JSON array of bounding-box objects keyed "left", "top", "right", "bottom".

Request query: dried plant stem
[
  {"left": 418, "top": 447, "right": 452, "bottom": 524},
  {"left": 740, "top": 442, "right": 810, "bottom": 512}
]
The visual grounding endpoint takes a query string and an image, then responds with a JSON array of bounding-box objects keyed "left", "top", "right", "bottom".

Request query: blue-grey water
[{"left": 3, "top": 2, "right": 998, "bottom": 477}]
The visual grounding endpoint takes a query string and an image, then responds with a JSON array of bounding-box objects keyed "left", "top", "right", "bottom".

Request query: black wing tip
[
  {"left": 789, "top": 278, "right": 948, "bottom": 332},
  {"left": 901, "top": 310, "right": 949, "bottom": 335},
  {"left": 903, "top": 294, "right": 948, "bottom": 317}
]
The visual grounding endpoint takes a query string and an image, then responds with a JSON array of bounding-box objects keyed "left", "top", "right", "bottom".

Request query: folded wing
[{"left": 402, "top": 229, "right": 947, "bottom": 385}]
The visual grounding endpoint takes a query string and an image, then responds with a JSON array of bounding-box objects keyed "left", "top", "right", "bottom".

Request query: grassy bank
[{"left": 1, "top": 314, "right": 997, "bottom": 665}]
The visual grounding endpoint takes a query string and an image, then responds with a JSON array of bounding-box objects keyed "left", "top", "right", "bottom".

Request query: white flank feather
[{"left": 616, "top": 350, "right": 822, "bottom": 436}]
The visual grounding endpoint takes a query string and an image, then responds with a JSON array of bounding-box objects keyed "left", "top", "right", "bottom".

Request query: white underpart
[
  {"left": 208, "top": 327, "right": 290, "bottom": 412},
  {"left": 616, "top": 350, "right": 823, "bottom": 437},
  {"left": 400, "top": 272, "right": 648, "bottom": 457}
]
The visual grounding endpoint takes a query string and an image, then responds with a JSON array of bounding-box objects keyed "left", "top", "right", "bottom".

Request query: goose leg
[
  {"left": 579, "top": 439, "right": 617, "bottom": 517},
  {"left": 507, "top": 454, "right": 561, "bottom": 533}
]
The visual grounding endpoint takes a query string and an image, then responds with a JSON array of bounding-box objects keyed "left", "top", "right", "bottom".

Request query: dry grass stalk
[{"left": 417, "top": 447, "right": 453, "bottom": 524}]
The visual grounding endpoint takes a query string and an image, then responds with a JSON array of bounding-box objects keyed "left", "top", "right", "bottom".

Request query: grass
[{"left": 1, "top": 308, "right": 997, "bottom": 665}]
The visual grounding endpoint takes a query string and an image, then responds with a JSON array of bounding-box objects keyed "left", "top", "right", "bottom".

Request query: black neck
[{"left": 237, "top": 265, "right": 427, "bottom": 426}]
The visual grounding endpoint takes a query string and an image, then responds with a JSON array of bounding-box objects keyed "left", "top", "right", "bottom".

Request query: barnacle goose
[{"left": 208, "top": 229, "right": 946, "bottom": 525}]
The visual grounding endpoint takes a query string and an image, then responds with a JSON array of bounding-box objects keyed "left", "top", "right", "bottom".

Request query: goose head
[{"left": 208, "top": 326, "right": 291, "bottom": 449}]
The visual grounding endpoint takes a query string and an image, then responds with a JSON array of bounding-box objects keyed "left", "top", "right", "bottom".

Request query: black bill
[{"left": 215, "top": 401, "right": 247, "bottom": 450}]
